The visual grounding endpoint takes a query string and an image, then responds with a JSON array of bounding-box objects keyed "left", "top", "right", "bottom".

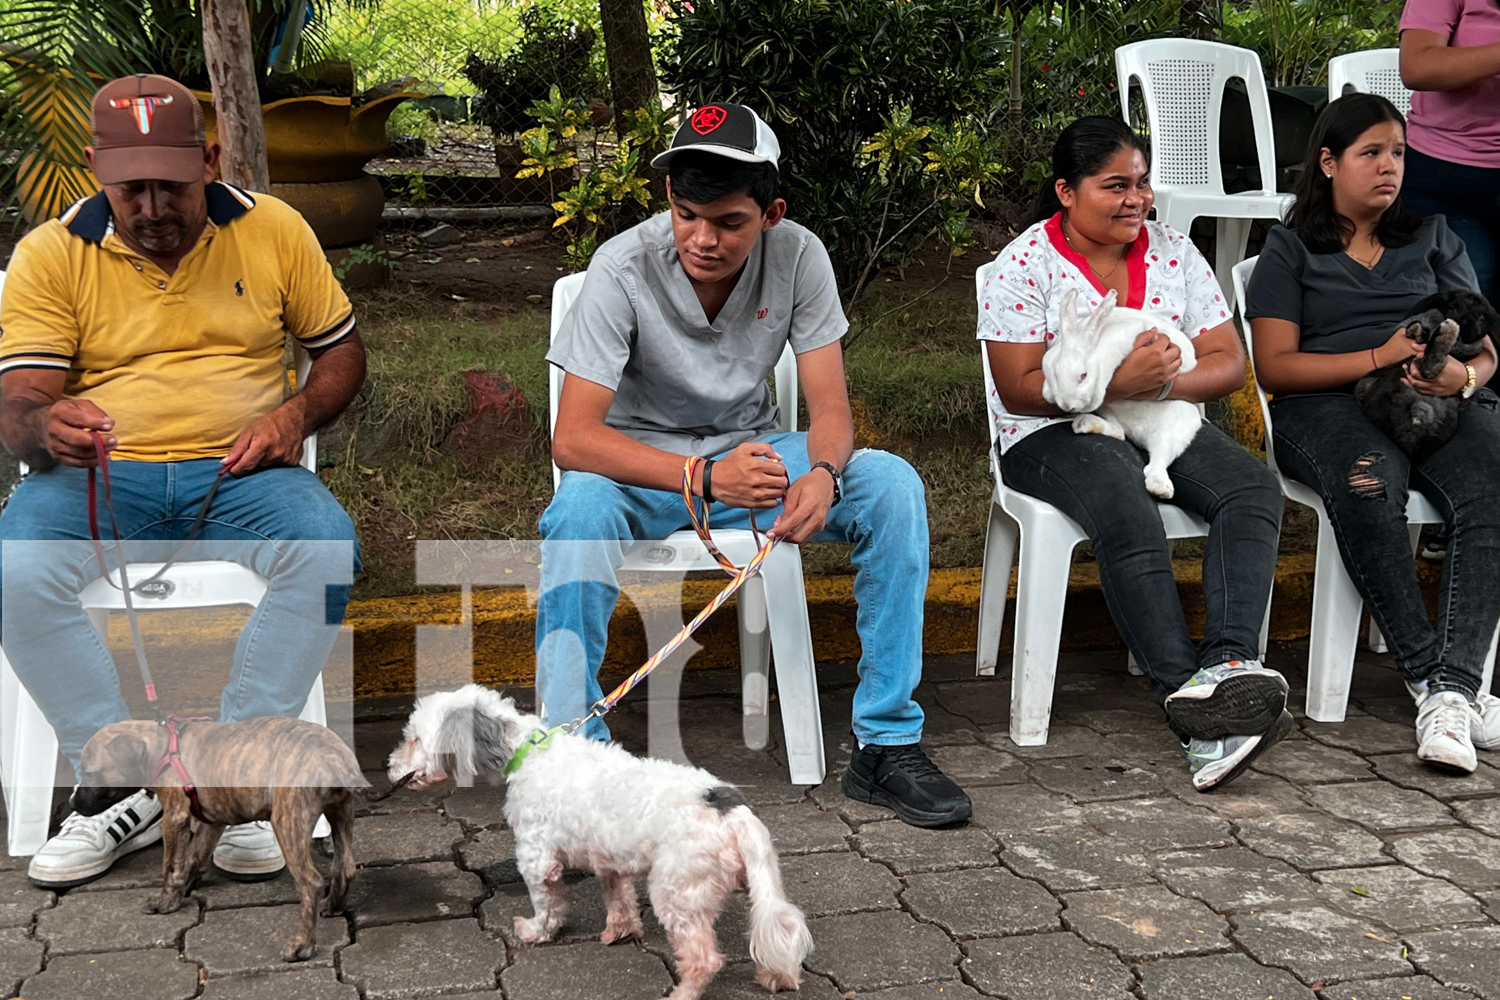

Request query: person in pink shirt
[
  {"left": 1397, "top": 0, "right": 1500, "bottom": 563},
  {"left": 1399, "top": 0, "right": 1500, "bottom": 301}
]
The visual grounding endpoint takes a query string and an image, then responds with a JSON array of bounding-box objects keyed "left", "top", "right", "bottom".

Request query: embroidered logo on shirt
[
  {"left": 109, "top": 95, "right": 173, "bottom": 135},
  {"left": 235, "top": 280, "right": 244, "bottom": 297},
  {"left": 757, "top": 308, "right": 768, "bottom": 320}
]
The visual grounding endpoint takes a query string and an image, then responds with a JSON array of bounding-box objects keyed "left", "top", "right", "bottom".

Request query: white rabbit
[{"left": 1041, "top": 288, "right": 1201, "bottom": 500}]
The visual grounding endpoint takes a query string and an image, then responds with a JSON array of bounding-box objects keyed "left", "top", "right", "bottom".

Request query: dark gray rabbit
[{"left": 1355, "top": 290, "right": 1500, "bottom": 459}]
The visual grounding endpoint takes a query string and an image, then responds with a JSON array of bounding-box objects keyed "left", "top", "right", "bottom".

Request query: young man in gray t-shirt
[{"left": 540, "top": 103, "right": 970, "bottom": 827}]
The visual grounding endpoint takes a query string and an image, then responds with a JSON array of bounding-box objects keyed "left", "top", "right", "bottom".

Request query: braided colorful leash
[
  {"left": 680, "top": 454, "right": 765, "bottom": 574},
  {"left": 558, "top": 455, "right": 780, "bottom": 735}
]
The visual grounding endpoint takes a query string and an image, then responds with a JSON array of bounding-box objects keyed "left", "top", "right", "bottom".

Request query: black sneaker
[{"left": 841, "top": 742, "right": 972, "bottom": 828}]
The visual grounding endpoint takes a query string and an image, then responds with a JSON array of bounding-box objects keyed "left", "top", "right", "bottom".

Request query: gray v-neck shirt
[
  {"left": 1245, "top": 216, "right": 1478, "bottom": 360},
  {"left": 547, "top": 212, "right": 848, "bottom": 457}
]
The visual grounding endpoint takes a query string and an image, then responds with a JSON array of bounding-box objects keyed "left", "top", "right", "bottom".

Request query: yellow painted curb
[{"left": 93, "top": 554, "right": 1443, "bottom": 708}]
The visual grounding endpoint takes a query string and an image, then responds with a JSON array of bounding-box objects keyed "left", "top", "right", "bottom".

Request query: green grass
[
  {"left": 341, "top": 293, "right": 552, "bottom": 453},
  {"left": 332, "top": 283, "right": 998, "bottom": 596},
  {"left": 843, "top": 292, "right": 988, "bottom": 439},
  {"left": 335, "top": 281, "right": 1318, "bottom": 596}
]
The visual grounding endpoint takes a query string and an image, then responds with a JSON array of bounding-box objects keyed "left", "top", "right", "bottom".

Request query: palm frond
[{"left": 0, "top": 0, "right": 167, "bottom": 224}]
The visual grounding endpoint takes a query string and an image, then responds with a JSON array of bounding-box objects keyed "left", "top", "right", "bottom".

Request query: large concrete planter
[{"left": 193, "top": 89, "right": 419, "bottom": 247}]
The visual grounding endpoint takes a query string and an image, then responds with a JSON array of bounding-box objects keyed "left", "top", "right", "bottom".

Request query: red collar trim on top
[{"left": 1043, "top": 213, "right": 1149, "bottom": 309}]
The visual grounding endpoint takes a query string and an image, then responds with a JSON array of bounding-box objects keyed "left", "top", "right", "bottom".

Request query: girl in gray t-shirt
[{"left": 1245, "top": 92, "right": 1500, "bottom": 775}]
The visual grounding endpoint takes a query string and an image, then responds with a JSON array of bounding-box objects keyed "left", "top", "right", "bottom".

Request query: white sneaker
[
  {"left": 213, "top": 820, "right": 286, "bottom": 881},
  {"left": 1415, "top": 691, "right": 1480, "bottom": 774},
  {"left": 27, "top": 788, "right": 162, "bottom": 889},
  {"left": 1407, "top": 679, "right": 1500, "bottom": 750}
]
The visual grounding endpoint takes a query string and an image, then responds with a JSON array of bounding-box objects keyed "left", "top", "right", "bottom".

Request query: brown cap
[{"left": 90, "top": 74, "right": 206, "bottom": 184}]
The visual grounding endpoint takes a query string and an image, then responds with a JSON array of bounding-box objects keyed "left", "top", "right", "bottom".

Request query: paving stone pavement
[{"left": 1, "top": 646, "right": 1499, "bottom": 998}]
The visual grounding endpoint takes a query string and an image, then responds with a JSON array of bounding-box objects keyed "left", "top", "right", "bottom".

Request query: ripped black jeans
[{"left": 1272, "top": 390, "right": 1500, "bottom": 699}]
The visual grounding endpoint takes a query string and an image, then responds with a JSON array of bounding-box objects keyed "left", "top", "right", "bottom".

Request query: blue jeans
[
  {"left": 536, "top": 433, "right": 928, "bottom": 746},
  {"left": 1403, "top": 145, "right": 1500, "bottom": 301},
  {"left": 0, "top": 459, "right": 359, "bottom": 770}
]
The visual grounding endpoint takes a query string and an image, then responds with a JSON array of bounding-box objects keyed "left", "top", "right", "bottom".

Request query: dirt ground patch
[
  {"left": 377, "top": 219, "right": 566, "bottom": 306},
  {"left": 373, "top": 213, "right": 1003, "bottom": 309}
]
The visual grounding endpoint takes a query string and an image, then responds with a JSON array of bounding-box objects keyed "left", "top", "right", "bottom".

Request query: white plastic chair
[
  {"left": 1328, "top": 49, "right": 1411, "bottom": 116},
  {"left": 971, "top": 260, "right": 1268, "bottom": 745},
  {"left": 1231, "top": 257, "right": 1496, "bottom": 722},
  {"left": 1115, "top": 39, "right": 1295, "bottom": 310},
  {"left": 2, "top": 339, "right": 331, "bottom": 856},
  {"left": 548, "top": 273, "right": 824, "bottom": 784}
]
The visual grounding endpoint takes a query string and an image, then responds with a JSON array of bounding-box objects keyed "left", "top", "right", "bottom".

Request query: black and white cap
[{"left": 650, "top": 103, "right": 780, "bottom": 171}]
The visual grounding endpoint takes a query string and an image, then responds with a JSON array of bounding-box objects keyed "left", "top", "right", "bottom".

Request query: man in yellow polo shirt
[{"left": 0, "top": 74, "right": 364, "bottom": 888}]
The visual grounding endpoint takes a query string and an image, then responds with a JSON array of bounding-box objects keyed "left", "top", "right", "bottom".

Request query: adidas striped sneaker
[{"left": 28, "top": 788, "right": 162, "bottom": 889}]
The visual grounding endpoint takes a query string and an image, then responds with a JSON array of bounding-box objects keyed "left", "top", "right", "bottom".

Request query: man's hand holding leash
[
  {"left": 44, "top": 399, "right": 118, "bottom": 467},
  {"left": 770, "top": 463, "right": 836, "bottom": 543},
  {"left": 699, "top": 441, "right": 838, "bottom": 544},
  {"left": 705, "top": 441, "right": 788, "bottom": 508}
]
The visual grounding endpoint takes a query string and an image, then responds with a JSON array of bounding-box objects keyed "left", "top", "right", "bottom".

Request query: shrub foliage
[{"left": 663, "top": 0, "right": 1011, "bottom": 306}]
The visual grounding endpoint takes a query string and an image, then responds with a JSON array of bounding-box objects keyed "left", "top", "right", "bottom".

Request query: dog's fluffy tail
[{"left": 725, "top": 806, "right": 813, "bottom": 992}]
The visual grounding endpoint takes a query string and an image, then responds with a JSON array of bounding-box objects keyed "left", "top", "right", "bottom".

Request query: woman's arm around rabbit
[{"left": 988, "top": 321, "right": 1247, "bottom": 417}]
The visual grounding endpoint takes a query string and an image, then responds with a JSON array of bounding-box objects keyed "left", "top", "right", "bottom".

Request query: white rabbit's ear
[
  {"left": 1057, "top": 288, "right": 1080, "bottom": 340},
  {"left": 1077, "top": 289, "right": 1116, "bottom": 347}
]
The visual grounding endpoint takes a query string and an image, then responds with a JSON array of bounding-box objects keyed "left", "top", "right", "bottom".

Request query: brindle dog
[{"left": 73, "top": 717, "right": 362, "bottom": 962}]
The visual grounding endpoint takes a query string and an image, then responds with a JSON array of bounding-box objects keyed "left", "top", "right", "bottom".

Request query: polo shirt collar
[{"left": 59, "top": 180, "right": 257, "bottom": 244}]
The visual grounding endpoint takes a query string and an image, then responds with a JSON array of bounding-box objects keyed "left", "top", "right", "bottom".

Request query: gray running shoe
[
  {"left": 1166, "top": 659, "right": 1289, "bottom": 739},
  {"left": 1184, "top": 710, "right": 1295, "bottom": 792}
]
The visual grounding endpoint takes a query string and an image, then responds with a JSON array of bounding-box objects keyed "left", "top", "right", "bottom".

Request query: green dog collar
[{"left": 505, "top": 726, "right": 564, "bottom": 775}]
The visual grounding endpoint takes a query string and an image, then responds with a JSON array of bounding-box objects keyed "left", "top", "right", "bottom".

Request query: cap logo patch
[
  {"left": 109, "top": 95, "right": 173, "bottom": 135},
  {"left": 690, "top": 105, "right": 727, "bottom": 135}
]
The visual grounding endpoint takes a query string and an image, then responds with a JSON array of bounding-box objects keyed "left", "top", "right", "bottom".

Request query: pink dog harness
[{"left": 151, "top": 715, "right": 214, "bottom": 822}]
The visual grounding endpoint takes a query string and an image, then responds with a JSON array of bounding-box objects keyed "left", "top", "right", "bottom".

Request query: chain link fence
[{"left": 316, "top": 0, "right": 621, "bottom": 214}]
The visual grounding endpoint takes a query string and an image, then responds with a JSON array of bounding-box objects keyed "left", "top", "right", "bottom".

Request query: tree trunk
[
  {"left": 599, "top": 0, "right": 658, "bottom": 126},
  {"left": 201, "top": 0, "right": 270, "bottom": 192}
]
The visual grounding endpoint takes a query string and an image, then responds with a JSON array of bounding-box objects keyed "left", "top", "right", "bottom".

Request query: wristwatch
[
  {"left": 1463, "top": 364, "right": 1479, "bottom": 400},
  {"left": 810, "top": 461, "right": 842, "bottom": 506}
]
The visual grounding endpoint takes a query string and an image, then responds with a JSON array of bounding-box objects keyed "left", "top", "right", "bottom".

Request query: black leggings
[{"left": 1000, "top": 421, "right": 1283, "bottom": 709}]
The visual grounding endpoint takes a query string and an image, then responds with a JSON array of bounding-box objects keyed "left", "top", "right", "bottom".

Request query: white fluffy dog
[
  {"left": 386, "top": 684, "right": 813, "bottom": 999},
  {"left": 1041, "top": 287, "right": 1202, "bottom": 499}
]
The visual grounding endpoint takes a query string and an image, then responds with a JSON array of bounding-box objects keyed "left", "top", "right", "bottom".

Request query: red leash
[
  {"left": 152, "top": 716, "right": 215, "bottom": 822},
  {"left": 87, "top": 430, "right": 225, "bottom": 819}
]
